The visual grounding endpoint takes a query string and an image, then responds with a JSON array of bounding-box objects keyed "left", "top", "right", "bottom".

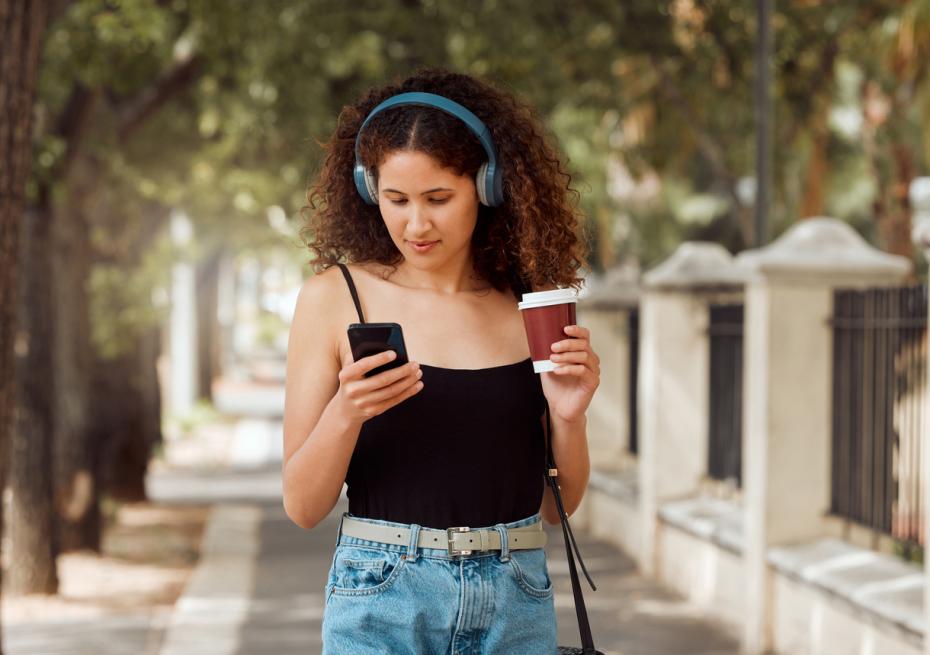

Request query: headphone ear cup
[
  {"left": 363, "top": 168, "right": 378, "bottom": 205},
  {"left": 476, "top": 161, "right": 489, "bottom": 206}
]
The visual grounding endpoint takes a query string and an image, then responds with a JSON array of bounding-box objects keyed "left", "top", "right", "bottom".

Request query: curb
[{"left": 158, "top": 503, "right": 262, "bottom": 655}]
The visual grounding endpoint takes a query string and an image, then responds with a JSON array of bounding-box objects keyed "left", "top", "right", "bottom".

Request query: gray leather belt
[{"left": 339, "top": 514, "right": 547, "bottom": 556}]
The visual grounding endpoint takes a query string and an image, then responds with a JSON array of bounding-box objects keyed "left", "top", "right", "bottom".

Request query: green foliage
[
  {"left": 33, "top": 0, "right": 930, "bottom": 337},
  {"left": 893, "top": 539, "right": 924, "bottom": 565},
  {"left": 254, "top": 310, "right": 288, "bottom": 349},
  {"left": 164, "top": 398, "right": 223, "bottom": 438}
]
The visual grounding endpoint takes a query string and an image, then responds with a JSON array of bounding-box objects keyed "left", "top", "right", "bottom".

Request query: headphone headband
[{"left": 352, "top": 91, "right": 504, "bottom": 207}]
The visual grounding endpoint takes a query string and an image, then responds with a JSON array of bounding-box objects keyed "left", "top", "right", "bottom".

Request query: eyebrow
[{"left": 382, "top": 187, "right": 454, "bottom": 195}]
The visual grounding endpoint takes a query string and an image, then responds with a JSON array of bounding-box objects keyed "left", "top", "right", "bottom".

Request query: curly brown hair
[{"left": 299, "top": 66, "right": 589, "bottom": 295}]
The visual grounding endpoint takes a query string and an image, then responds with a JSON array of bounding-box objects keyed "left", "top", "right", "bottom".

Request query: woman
[{"left": 283, "top": 66, "right": 600, "bottom": 654}]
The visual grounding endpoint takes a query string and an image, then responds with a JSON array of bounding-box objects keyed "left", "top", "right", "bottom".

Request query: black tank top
[{"left": 336, "top": 263, "right": 547, "bottom": 529}]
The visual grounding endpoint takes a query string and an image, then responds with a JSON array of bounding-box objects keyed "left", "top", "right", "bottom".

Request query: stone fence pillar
[
  {"left": 909, "top": 177, "right": 930, "bottom": 655},
  {"left": 169, "top": 209, "right": 198, "bottom": 417},
  {"left": 735, "top": 217, "right": 912, "bottom": 654},
  {"left": 576, "top": 265, "right": 641, "bottom": 468},
  {"left": 638, "top": 242, "right": 746, "bottom": 576}
]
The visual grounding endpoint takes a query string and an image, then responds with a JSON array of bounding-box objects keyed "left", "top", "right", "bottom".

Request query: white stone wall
[{"left": 583, "top": 309, "right": 632, "bottom": 466}]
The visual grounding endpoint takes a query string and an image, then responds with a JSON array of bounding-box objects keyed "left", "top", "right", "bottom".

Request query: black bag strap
[
  {"left": 516, "top": 274, "right": 598, "bottom": 653},
  {"left": 544, "top": 402, "right": 598, "bottom": 653}
]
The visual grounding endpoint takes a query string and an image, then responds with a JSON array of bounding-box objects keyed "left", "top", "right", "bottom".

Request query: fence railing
[
  {"left": 628, "top": 308, "right": 639, "bottom": 456},
  {"left": 830, "top": 284, "right": 926, "bottom": 548},
  {"left": 707, "top": 303, "right": 744, "bottom": 487}
]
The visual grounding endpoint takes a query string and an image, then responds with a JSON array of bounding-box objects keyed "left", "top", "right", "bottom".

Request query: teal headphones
[{"left": 353, "top": 91, "right": 504, "bottom": 207}]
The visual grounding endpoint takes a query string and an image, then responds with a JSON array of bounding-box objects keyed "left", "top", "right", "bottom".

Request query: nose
[{"left": 407, "top": 203, "right": 434, "bottom": 234}]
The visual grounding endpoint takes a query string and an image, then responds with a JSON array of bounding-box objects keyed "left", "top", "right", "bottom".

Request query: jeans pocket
[
  {"left": 330, "top": 546, "right": 407, "bottom": 597},
  {"left": 507, "top": 548, "right": 554, "bottom": 599}
]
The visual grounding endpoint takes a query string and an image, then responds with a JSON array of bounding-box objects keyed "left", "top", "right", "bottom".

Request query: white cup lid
[{"left": 518, "top": 288, "right": 578, "bottom": 309}]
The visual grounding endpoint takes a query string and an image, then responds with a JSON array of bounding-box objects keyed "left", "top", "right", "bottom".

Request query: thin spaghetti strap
[{"left": 335, "top": 262, "right": 366, "bottom": 324}]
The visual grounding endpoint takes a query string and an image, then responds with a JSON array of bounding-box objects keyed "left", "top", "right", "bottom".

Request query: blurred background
[{"left": 1, "top": 1, "right": 930, "bottom": 654}]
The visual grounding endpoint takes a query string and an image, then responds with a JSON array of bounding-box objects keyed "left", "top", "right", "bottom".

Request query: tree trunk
[
  {"left": 91, "top": 325, "right": 162, "bottom": 503},
  {"left": 799, "top": 44, "right": 837, "bottom": 221},
  {"left": 863, "top": 81, "right": 917, "bottom": 267},
  {"left": 800, "top": 129, "right": 828, "bottom": 219},
  {"left": 8, "top": 204, "right": 59, "bottom": 595},
  {"left": 876, "top": 143, "right": 916, "bottom": 261},
  {"left": 196, "top": 249, "right": 222, "bottom": 401},
  {"left": 85, "top": 203, "right": 169, "bottom": 505},
  {"left": 1, "top": 3, "right": 51, "bottom": 624},
  {"left": 52, "top": 198, "right": 99, "bottom": 552}
]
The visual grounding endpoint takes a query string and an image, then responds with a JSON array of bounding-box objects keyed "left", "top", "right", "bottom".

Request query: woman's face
[{"left": 376, "top": 149, "right": 479, "bottom": 264}]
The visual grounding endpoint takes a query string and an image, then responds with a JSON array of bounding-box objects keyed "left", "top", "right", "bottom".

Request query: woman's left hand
[{"left": 539, "top": 324, "right": 600, "bottom": 423}]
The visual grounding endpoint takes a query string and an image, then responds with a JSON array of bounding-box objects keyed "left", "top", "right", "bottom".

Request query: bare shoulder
[
  {"left": 294, "top": 264, "right": 345, "bottom": 314},
  {"left": 291, "top": 264, "right": 348, "bottom": 366}
]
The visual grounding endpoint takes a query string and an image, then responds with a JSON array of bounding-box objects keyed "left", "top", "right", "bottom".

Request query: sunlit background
[{"left": 2, "top": 1, "right": 930, "bottom": 654}]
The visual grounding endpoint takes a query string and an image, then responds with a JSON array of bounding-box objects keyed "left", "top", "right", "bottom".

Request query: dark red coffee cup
[{"left": 517, "top": 288, "right": 579, "bottom": 373}]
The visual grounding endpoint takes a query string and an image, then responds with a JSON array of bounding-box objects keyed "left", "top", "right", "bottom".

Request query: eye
[{"left": 388, "top": 198, "right": 449, "bottom": 205}]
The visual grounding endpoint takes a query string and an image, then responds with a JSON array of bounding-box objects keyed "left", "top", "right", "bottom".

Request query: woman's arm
[
  {"left": 282, "top": 269, "right": 424, "bottom": 529},
  {"left": 539, "top": 412, "right": 590, "bottom": 525},
  {"left": 282, "top": 272, "right": 362, "bottom": 530}
]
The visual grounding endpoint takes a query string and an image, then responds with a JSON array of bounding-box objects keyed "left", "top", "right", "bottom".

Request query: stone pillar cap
[
  {"left": 580, "top": 263, "right": 641, "bottom": 307},
  {"left": 734, "top": 217, "right": 911, "bottom": 280},
  {"left": 643, "top": 241, "right": 747, "bottom": 290}
]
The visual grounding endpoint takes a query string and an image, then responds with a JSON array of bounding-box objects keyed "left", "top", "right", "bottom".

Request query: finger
[
  {"left": 351, "top": 349, "right": 399, "bottom": 376},
  {"left": 550, "top": 351, "right": 589, "bottom": 364},
  {"left": 552, "top": 363, "right": 590, "bottom": 376},
  {"left": 372, "top": 374, "right": 424, "bottom": 410},
  {"left": 363, "top": 360, "right": 420, "bottom": 390},
  {"left": 556, "top": 354, "right": 598, "bottom": 376},
  {"left": 366, "top": 366, "right": 423, "bottom": 403},
  {"left": 551, "top": 338, "right": 587, "bottom": 353},
  {"left": 564, "top": 324, "right": 590, "bottom": 339},
  {"left": 553, "top": 363, "right": 599, "bottom": 385},
  {"left": 553, "top": 344, "right": 600, "bottom": 371}
]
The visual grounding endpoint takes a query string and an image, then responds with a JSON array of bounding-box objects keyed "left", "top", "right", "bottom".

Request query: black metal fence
[
  {"left": 628, "top": 308, "right": 639, "bottom": 456},
  {"left": 831, "top": 285, "right": 926, "bottom": 548},
  {"left": 708, "top": 304, "right": 744, "bottom": 487}
]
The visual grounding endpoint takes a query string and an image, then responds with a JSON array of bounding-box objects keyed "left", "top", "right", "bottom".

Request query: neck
[{"left": 392, "top": 256, "right": 489, "bottom": 295}]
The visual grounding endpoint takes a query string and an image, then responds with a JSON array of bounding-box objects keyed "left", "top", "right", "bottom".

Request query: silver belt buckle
[{"left": 446, "top": 526, "right": 472, "bottom": 556}]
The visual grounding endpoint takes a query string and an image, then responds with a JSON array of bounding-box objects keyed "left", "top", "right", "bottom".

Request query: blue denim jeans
[{"left": 321, "top": 511, "right": 557, "bottom": 655}]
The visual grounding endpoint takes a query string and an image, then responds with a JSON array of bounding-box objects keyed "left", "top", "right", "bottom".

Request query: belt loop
[
  {"left": 406, "top": 523, "right": 421, "bottom": 562},
  {"left": 494, "top": 523, "right": 510, "bottom": 562},
  {"left": 335, "top": 512, "right": 346, "bottom": 548}
]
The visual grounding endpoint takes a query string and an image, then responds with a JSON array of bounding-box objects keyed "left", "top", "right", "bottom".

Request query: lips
[{"left": 408, "top": 240, "right": 438, "bottom": 253}]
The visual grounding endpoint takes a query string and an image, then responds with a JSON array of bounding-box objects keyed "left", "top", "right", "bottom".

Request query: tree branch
[
  {"left": 51, "top": 84, "right": 99, "bottom": 181},
  {"left": 116, "top": 54, "right": 203, "bottom": 143}
]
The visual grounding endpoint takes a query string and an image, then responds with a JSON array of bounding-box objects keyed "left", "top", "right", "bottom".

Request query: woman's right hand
[{"left": 335, "top": 349, "right": 424, "bottom": 424}]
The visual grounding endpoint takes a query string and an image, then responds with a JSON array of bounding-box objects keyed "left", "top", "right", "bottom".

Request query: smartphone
[{"left": 347, "top": 322, "right": 410, "bottom": 378}]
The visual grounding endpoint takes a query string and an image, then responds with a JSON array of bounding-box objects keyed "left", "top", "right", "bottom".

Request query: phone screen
[{"left": 347, "top": 322, "right": 409, "bottom": 378}]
